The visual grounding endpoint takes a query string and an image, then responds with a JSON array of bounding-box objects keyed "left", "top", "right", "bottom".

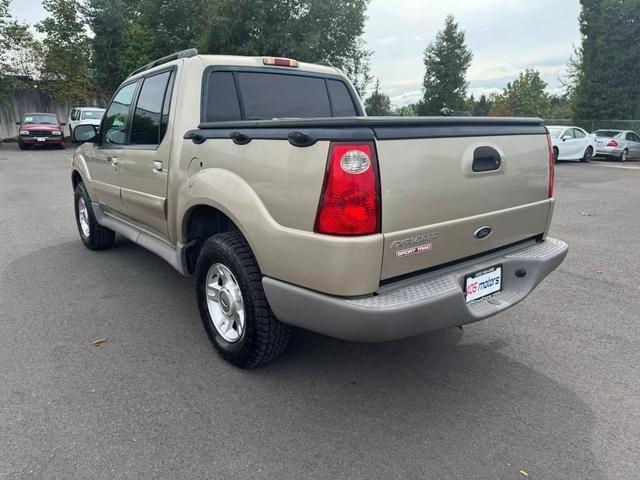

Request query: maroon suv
[{"left": 16, "top": 113, "right": 66, "bottom": 150}]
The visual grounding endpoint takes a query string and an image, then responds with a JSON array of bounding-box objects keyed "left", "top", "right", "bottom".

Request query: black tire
[
  {"left": 553, "top": 147, "right": 559, "bottom": 163},
  {"left": 17, "top": 141, "right": 29, "bottom": 150},
  {"left": 74, "top": 182, "right": 115, "bottom": 250},
  {"left": 581, "top": 146, "right": 593, "bottom": 162},
  {"left": 619, "top": 149, "right": 628, "bottom": 162},
  {"left": 55, "top": 142, "right": 66, "bottom": 150},
  {"left": 195, "top": 231, "right": 291, "bottom": 368}
]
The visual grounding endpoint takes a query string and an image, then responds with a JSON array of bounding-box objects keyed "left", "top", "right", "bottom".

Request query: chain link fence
[{"left": 544, "top": 119, "right": 640, "bottom": 133}]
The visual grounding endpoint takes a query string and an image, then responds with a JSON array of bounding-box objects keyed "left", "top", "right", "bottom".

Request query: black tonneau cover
[{"left": 186, "top": 117, "right": 547, "bottom": 143}]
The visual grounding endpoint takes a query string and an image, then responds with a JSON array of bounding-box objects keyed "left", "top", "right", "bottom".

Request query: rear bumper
[
  {"left": 263, "top": 237, "right": 568, "bottom": 342},
  {"left": 595, "top": 146, "right": 622, "bottom": 157}
]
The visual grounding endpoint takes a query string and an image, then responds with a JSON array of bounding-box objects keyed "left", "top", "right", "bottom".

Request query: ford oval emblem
[{"left": 474, "top": 226, "right": 493, "bottom": 240}]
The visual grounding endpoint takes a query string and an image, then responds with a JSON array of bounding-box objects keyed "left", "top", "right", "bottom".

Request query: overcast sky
[{"left": 10, "top": 0, "right": 581, "bottom": 106}]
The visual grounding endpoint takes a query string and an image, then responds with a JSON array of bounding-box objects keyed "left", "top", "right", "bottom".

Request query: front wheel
[
  {"left": 581, "top": 146, "right": 593, "bottom": 162},
  {"left": 17, "top": 141, "right": 29, "bottom": 150},
  {"left": 74, "top": 182, "right": 115, "bottom": 250},
  {"left": 195, "top": 231, "right": 291, "bottom": 368},
  {"left": 620, "top": 149, "right": 628, "bottom": 162}
]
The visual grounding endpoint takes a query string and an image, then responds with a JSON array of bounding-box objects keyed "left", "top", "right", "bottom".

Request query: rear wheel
[
  {"left": 195, "top": 231, "right": 291, "bottom": 368},
  {"left": 581, "top": 146, "right": 593, "bottom": 162},
  {"left": 74, "top": 182, "right": 115, "bottom": 250},
  {"left": 553, "top": 147, "right": 559, "bottom": 163},
  {"left": 619, "top": 149, "right": 628, "bottom": 162}
]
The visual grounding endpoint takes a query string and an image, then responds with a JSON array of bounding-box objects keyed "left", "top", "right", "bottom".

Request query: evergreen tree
[
  {"left": 472, "top": 94, "right": 491, "bottom": 116},
  {"left": 418, "top": 15, "right": 472, "bottom": 115},
  {"left": 572, "top": 0, "right": 640, "bottom": 119},
  {"left": 364, "top": 78, "right": 392, "bottom": 116}
]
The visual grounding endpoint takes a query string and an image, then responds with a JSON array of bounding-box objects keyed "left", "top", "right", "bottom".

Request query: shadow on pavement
[{"left": 1, "top": 238, "right": 603, "bottom": 479}]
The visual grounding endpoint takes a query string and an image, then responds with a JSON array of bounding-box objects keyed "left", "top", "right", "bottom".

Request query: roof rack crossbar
[{"left": 129, "top": 48, "right": 198, "bottom": 77}]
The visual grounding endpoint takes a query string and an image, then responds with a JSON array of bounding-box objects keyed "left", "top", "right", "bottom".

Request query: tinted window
[
  {"left": 103, "top": 82, "right": 138, "bottom": 145},
  {"left": 131, "top": 71, "right": 171, "bottom": 145},
  {"left": 81, "top": 110, "right": 104, "bottom": 120},
  {"left": 22, "top": 114, "right": 57, "bottom": 125},
  {"left": 594, "top": 130, "right": 621, "bottom": 138},
  {"left": 327, "top": 80, "right": 356, "bottom": 116},
  {"left": 631, "top": 133, "right": 640, "bottom": 142},
  {"left": 573, "top": 128, "right": 586, "bottom": 138},
  {"left": 160, "top": 71, "right": 175, "bottom": 141},
  {"left": 206, "top": 71, "right": 241, "bottom": 122},
  {"left": 236, "top": 72, "right": 331, "bottom": 119},
  {"left": 548, "top": 127, "right": 563, "bottom": 138}
]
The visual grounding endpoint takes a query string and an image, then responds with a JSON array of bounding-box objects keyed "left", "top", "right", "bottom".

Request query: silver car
[{"left": 593, "top": 130, "right": 640, "bottom": 162}]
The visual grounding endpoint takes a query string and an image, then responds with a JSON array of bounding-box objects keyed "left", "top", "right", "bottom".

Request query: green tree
[
  {"left": 0, "top": 0, "right": 10, "bottom": 73},
  {"left": 364, "top": 78, "right": 392, "bottom": 116},
  {"left": 0, "top": 1, "right": 41, "bottom": 102},
  {"left": 83, "top": 0, "right": 136, "bottom": 93},
  {"left": 472, "top": 94, "right": 491, "bottom": 116},
  {"left": 394, "top": 103, "right": 418, "bottom": 116},
  {"left": 200, "top": 0, "right": 372, "bottom": 94},
  {"left": 571, "top": 0, "right": 640, "bottom": 119},
  {"left": 37, "top": 0, "right": 93, "bottom": 102},
  {"left": 489, "top": 69, "right": 550, "bottom": 117},
  {"left": 549, "top": 94, "right": 572, "bottom": 119},
  {"left": 418, "top": 15, "right": 472, "bottom": 115}
]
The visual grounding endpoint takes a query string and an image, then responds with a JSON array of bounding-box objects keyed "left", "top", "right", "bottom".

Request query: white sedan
[{"left": 548, "top": 125, "right": 595, "bottom": 163}]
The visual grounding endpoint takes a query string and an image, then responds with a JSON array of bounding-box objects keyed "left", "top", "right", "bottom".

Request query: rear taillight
[
  {"left": 607, "top": 139, "right": 618, "bottom": 147},
  {"left": 547, "top": 134, "right": 555, "bottom": 198},
  {"left": 314, "top": 142, "right": 380, "bottom": 236}
]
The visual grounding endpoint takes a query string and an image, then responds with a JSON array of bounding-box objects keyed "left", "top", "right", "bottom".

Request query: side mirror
[
  {"left": 60, "top": 122, "right": 66, "bottom": 126},
  {"left": 15, "top": 121, "right": 21, "bottom": 125},
  {"left": 561, "top": 135, "right": 571, "bottom": 141},
  {"left": 73, "top": 124, "right": 98, "bottom": 144}
]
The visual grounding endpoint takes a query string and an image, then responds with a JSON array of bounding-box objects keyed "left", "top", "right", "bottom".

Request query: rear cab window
[{"left": 203, "top": 69, "right": 359, "bottom": 122}]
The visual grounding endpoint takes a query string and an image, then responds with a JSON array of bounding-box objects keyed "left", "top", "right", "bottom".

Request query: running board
[{"left": 91, "top": 202, "right": 188, "bottom": 276}]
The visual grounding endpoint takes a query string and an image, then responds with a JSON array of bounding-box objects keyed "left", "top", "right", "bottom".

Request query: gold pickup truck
[{"left": 71, "top": 49, "right": 567, "bottom": 368}]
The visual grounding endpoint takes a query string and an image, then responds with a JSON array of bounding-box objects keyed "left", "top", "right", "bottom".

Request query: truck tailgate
[{"left": 375, "top": 133, "right": 553, "bottom": 280}]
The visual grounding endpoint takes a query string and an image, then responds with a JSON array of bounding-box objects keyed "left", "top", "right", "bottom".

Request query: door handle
[
  {"left": 153, "top": 160, "right": 163, "bottom": 172},
  {"left": 472, "top": 147, "right": 501, "bottom": 172}
]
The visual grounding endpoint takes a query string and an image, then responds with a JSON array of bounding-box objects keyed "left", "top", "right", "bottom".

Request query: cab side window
[
  {"left": 102, "top": 82, "right": 139, "bottom": 146},
  {"left": 131, "top": 71, "right": 173, "bottom": 146}
]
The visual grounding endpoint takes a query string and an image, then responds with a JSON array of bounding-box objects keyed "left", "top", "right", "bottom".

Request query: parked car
[
  {"left": 67, "top": 107, "right": 105, "bottom": 139},
  {"left": 547, "top": 125, "right": 594, "bottom": 162},
  {"left": 16, "top": 113, "right": 65, "bottom": 150},
  {"left": 70, "top": 49, "right": 567, "bottom": 368},
  {"left": 592, "top": 129, "right": 640, "bottom": 162}
]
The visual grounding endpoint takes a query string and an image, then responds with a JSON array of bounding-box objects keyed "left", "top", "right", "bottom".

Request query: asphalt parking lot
[{"left": 1, "top": 143, "right": 638, "bottom": 479}]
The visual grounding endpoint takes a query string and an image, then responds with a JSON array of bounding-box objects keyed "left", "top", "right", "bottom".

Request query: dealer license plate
[{"left": 465, "top": 265, "right": 502, "bottom": 303}]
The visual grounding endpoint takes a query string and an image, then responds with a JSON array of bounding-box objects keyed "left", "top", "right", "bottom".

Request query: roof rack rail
[{"left": 129, "top": 48, "right": 198, "bottom": 77}]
